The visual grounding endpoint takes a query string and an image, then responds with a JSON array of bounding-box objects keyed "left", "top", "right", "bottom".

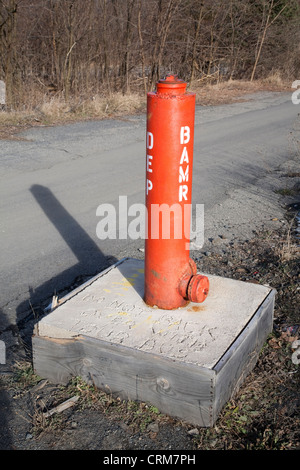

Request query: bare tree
[
  {"left": 190, "top": 2, "right": 205, "bottom": 82},
  {"left": 1, "top": 0, "right": 299, "bottom": 108},
  {"left": 137, "top": 0, "right": 147, "bottom": 94},
  {"left": 0, "top": 0, "right": 18, "bottom": 107},
  {"left": 148, "top": 0, "right": 182, "bottom": 90},
  {"left": 250, "top": 0, "right": 289, "bottom": 81}
]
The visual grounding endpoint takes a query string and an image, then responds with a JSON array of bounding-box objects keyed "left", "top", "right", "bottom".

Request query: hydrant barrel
[{"left": 144, "top": 75, "right": 209, "bottom": 309}]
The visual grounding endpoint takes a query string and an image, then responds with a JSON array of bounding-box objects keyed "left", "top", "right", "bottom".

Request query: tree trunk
[
  {"left": 137, "top": 0, "right": 147, "bottom": 94},
  {"left": 251, "top": 0, "right": 288, "bottom": 81},
  {"left": 190, "top": 4, "right": 204, "bottom": 83},
  {"left": 149, "top": 0, "right": 181, "bottom": 90},
  {"left": 2, "top": 0, "right": 18, "bottom": 108},
  {"left": 63, "top": 1, "right": 76, "bottom": 101},
  {"left": 122, "top": 0, "right": 135, "bottom": 94}
]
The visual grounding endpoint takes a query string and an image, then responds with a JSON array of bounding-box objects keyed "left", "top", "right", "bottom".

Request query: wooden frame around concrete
[{"left": 32, "top": 288, "right": 275, "bottom": 427}]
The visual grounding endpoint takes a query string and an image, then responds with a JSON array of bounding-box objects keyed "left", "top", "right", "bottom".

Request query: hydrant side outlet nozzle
[{"left": 144, "top": 75, "right": 209, "bottom": 310}]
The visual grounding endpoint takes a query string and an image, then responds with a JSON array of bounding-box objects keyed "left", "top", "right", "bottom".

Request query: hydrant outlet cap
[{"left": 188, "top": 274, "right": 209, "bottom": 304}]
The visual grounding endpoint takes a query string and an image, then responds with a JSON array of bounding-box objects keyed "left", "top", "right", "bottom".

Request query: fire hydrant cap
[
  {"left": 188, "top": 275, "right": 209, "bottom": 303},
  {"left": 157, "top": 74, "right": 186, "bottom": 94},
  {"left": 158, "top": 74, "right": 185, "bottom": 84}
]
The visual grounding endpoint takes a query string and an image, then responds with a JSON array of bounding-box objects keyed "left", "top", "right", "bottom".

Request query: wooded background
[{"left": 1, "top": 0, "right": 300, "bottom": 108}]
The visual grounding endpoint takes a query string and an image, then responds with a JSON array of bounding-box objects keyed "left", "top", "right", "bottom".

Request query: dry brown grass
[
  {"left": 0, "top": 76, "right": 291, "bottom": 139},
  {"left": 278, "top": 216, "right": 300, "bottom": 262},
  {"left": 39, "top": 91, "right": 146, "bottom": 120},
  {"left": 189, "top": 73, "right": 290, "bottom": 106},
  {"left": 0, "top": 91, "right": 146, "bottom": 139}
]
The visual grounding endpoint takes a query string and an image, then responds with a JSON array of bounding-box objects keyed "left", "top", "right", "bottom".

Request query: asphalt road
[{"left": 0, "top": 91, "right": 299, "bottom": 330}]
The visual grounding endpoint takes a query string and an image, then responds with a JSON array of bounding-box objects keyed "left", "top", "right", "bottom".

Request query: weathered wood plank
[
  {"left": 213, "top": 289, "right": 275, "bottom": 421},
  {"left": 32, "top": 258, "right": 275, "bottom": 427},
  {"left": 33, "top": 334, "right": 216, "bottom": 427}
]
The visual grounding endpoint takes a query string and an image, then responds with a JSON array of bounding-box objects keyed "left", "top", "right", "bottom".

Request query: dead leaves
[{"left": 268, "top": 325, "right": 299, "bottom": 349}]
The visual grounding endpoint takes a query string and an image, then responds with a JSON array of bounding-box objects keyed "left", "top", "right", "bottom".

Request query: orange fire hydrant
[{"left": 144, "top": 75, "right": 209, "bottom": 310}]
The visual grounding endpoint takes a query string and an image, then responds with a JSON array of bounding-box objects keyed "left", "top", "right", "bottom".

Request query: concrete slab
[
  {"left": 33, "top": 258, "right": 275, "bottom": 426},
  {"left": 36, "top": 258, "right": 271, "bottom": 368}
]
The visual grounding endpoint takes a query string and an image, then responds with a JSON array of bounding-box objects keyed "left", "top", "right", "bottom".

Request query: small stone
[
  {"left": 188, "top": 428, "right": 199, "bottom": 436},
  {"left": 236, "top": 267, "right": 247, "bottom": 273},
  {"left": 212, "top": 238, "right": 222, "bottom": 245},
  {"left": 26, "top": 433, "right": 33, "bottom": 440},
  {"left": 147, "top": 422, "right": 159, "bottom": 433},
  {"left": 118, "top": 421, "right": 131, "bottom": 433}
]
